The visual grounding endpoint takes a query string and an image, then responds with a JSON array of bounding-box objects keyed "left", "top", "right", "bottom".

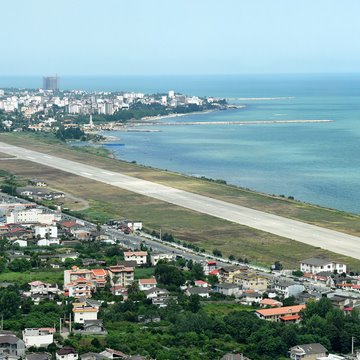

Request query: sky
[{"left": 2, "top": 0, "right": 360, "bottom": 75}]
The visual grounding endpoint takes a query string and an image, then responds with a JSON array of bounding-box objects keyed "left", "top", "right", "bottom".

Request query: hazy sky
[{"left": 2, "top": 0, "right": 360, "bottom": 75}]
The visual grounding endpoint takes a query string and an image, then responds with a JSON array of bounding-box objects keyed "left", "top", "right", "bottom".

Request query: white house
[
  {"left": 22, "top": 328, "right": 55, "bottom": 348},
  {"left": 37, "top": 238, "right": 60, "bottom": 246},
  {"left": 213, "top": 283, "right": 241, "bottom": 297},
  {"left": 300, "top": 258, "right": 347, "bottom": 275},
  {"left": 124, "top": 251, "right": 147, "bottom": 266},
  {"left": 150, "top": 253, "right": 175, "bottom": 266},
  {"left": 138, "top": 278, "right": 157, "bottom": 291},
  {"left": 14, "top": 239, "right": 28, "bottom": 247},
  {"left": 273, "top": 280, "right": 305, "bottom": 299},
  {"left": 26, "top": 281, "right": 61, "bottom": 304},
  {"left": 56, "top": 347, "right": 78, "bottom": 360},
  {"left": 73, "top": 301, "right": 99, "bottom": 324},
  {"left": 34, "top": 225, "right": 58, "bottom": 239}
]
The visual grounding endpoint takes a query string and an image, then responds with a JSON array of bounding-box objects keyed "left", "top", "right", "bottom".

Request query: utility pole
[
  {"left": 59, "top": 318, "right": 62, "bottom": 334},
  {"left": 159, "top": 228, "right": 162, "bottom": 241},
  {"left": 69, "top": 313, "right": 72, "bottom": 333}
]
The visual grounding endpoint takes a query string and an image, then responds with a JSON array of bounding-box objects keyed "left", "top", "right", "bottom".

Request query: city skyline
[{"left": 2, "top": 0, "right": 360, "bottom": 76}]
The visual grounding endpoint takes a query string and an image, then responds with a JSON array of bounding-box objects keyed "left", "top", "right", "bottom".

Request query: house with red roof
[
  {"left": 138, "top": 278, "right": 157, "bottom": 291},
  {"left": 255, "top": 304, "right": 306, "bottom": 322}
]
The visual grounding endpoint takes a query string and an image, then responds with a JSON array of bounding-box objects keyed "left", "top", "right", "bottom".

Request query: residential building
[
  {"left": 259, "top": 298, "right": 283, "bottom": 308},
  {"left": 185, "top": 287, "right": 210, "bottom": 298},
  {"left": 144, "top": 287, "right": 169, "bottom": 300},
  {"left": 194, "top": 280, "right": 209, "bottom": 288},
  {"left": 43, "top": 77, "right": 58, "bottom": 91},
  {"left": 123, "top": 251, "right": 147, "bottom": 266},
  {"left": 273, "top": 279, "right": 305, "bottom": 298},
  {"left": 300, "top": 258, "right": 347, "bottom": 275},
  {"left": 221, "top": 354, "right": 252, "bottom": 360},
  {"left": 25, "top": 353, "right": 51, "bottom": 360},
  {"left": 64, "top": 267, "right": 92, "bottom": 285},
  {"left": 91, "top": 269, "right": 108, "bottom": 288},
  {"left": 289, "top": 343, "right": 327, "bottom": 360},
  {"left": 234, "top": 273, "right": 269, "bottom": 292},
  {"left": 255, "top": 304, "right": 306, "bottom": 322},
  {"left": 65, "top": 278, "right": 95, "bottom": 298},
  {"left": 108, "top": 265, "right": 134, "bottom": 287},
  {"left": 25, "top": 281, "right": 61, "bottom": 304},
  {"left": 34, "top": 225, "right": 57, "bottom": 239},
  {"left": 37, "top": 237, "right": 59, "bottom": 246},
  {"left": 213, "top": 283, "right": 241, "bottom": 297},
  {"left": 219, "top": 266, "right": 246, "bottom": 283},
  {"left": 0, "top": 333, "right": 25, "bottom": 359},
  {"left": 6, "top": 208, "right": 60, "bottom": 225},
  {"left": 58, "top": 253, "right": 79, "bottom": 263},
  {"left": 22, "top": 328, "right": 54, "bottom": 348},
  {"left": 138, "top": 278, "right": 157, "bottom": 291},
  {"left": 73, "top": 301, "right": 99, "bottom": 324},
  {"left": 82, "top": 320, "right": 106, "bottom": 334},
  {"left": 56, "top": 347, "right": 78, "bottom": 360},
  {"left": 202, "top": 260, "right": 217, "bottom": 275},
  {"left": 150, "top": 253, "right": 174, "bottom": 266},
  {"left": 240, "top": 291, "right": 262, "bottom": 305}
]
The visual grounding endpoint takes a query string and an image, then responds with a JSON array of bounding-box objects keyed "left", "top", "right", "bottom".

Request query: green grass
[
  {"left": 2, "top": 133, "right": 360, "bottom": 270},
  {"left": 134, "top": 267, "right": 155, "bottom": 279},
  {"left": 202, "top": 302, "right": 254, "bottom": 316},
  {"left": 0, "top": 270, "right": 63, "bottom": 285}
]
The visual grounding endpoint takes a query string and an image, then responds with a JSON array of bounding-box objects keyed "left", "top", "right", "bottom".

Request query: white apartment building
[
  {"left": 73, "top": 302, "right": 99, "bottom": 324},
  {"left": 124, "top": 251, "right": 147, "bottom": 266},
  {"left": 64, "top": 266, "right": 92, "bottom": 285},
  {"left": 22, "top": 328, "right": 55, "bottom": 348},
  {"left": 6, "top": 208, "right": 60, "bottom": 225},
  {"left": 300, "top": 258, "right": 347, "bottom": 274},
  {"left": 34, "top": 225, "right": 58, "bottom": 239}
]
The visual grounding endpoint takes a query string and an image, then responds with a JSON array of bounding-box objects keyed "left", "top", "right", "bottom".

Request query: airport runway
[{"left": 1, "top": 141, "right": 359, "bottom": 259}]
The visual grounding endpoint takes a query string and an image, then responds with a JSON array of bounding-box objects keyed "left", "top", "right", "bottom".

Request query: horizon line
[{"left": 1, "top": 71, "right": 360, "bottom": 77}]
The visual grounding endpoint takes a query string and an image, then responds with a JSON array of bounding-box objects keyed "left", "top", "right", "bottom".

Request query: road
[{"left": 1, "top": 141, "right": 360, "bottom": 260}]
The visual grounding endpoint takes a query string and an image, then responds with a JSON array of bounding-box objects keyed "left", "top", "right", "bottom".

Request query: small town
[
  {"left": 1, "top": 1, "right": 360, "bottom": 359},
  {"left": 0, "top": 176, "right": 360, "bottom": 360},
  {"left": 0, "top": 77, "right": 230, "bottom": 135}
]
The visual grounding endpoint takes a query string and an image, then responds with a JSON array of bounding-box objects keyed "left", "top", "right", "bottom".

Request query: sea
[{"left": 1, "top": 74, "right": 360, "bottom": 214}]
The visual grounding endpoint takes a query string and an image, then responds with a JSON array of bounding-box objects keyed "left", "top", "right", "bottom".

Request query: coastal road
[{"left": 1, "top": 141, "right": 360, "bottom": 260}]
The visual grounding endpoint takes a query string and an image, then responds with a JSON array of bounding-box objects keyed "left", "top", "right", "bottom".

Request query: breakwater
[{"left": 129, "top": 119, "right": 334, "bottom": 127}]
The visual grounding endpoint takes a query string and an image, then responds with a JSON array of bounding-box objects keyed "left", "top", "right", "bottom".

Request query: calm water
[{"left": 2, "top": 74, "right": 360, "bottom": 214}]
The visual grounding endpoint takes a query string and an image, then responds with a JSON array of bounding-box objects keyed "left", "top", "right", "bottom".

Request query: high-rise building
[{"left": 43, "top": 76, "right": 58, "bottom": 91}]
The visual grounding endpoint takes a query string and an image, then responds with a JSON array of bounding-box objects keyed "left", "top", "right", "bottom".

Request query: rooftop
[{"left": 256, "top": 304, "right": 306, "bottom": 317}]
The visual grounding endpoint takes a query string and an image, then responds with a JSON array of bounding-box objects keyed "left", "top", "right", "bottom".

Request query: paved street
[{"left": 1, "top": 141, "right": 360, "bottom": 259}]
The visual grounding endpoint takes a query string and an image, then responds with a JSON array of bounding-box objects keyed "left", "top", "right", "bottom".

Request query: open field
[
  {"left": 1, "top": 133, "right": 360, "bottom": 269},
  {"left": 1, "top": 133, "right": 359, "bottom": 236},
  {"left": 0, "top": 270, "right": 64, "bottom": 284},
  {"left": 202, "top": 302, "right": 254, "bottom": 316},
  {"left": 134, "top": 267, "right": 155, "bottom": 279}
]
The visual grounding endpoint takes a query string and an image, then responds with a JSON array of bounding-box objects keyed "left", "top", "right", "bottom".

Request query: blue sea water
[{"left": 2, "top": 74, "right": 360, "bottom": 214}]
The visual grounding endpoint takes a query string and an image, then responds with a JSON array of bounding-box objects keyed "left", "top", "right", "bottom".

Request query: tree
[
  {"left": 8, "top": 258, "right": 31, "bottom": 272},
  {"left": 155, "top": 263, "right": 185, "bottom": 287},
  {"left": 213, "top": 249, "right": 222, "bottom": 257},
  {"left": 187, "top": 295, "right": 201, "bottom": 313},
  {"left": 0, "top": 288, "right": 21, "bottom": 319}
]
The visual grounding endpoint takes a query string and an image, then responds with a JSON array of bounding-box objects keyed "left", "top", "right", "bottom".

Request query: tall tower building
[{"left": 43, "top": 76, "right": 58, "bottom": 91}]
